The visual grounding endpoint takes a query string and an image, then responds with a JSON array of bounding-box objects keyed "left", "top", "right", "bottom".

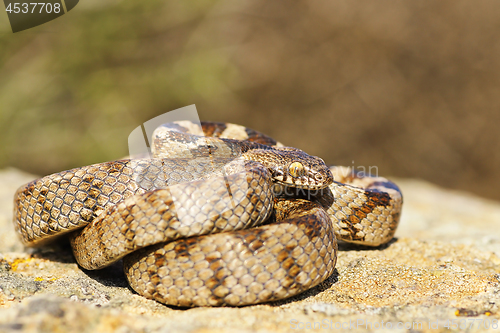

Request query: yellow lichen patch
[
  {"left": 34, "top": 277, "right": 58, "bottom": 282},
  {"left": 9, "top": 257, "right": 35, "bottom": 272}
]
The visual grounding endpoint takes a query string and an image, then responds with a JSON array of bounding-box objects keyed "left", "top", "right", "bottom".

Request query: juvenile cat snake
[{"left": 13, "top": 121, "right": 402, "bottom": 307}]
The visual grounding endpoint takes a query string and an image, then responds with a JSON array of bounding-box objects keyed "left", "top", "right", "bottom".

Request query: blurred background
[{"left": 1, "top": 0, "right": 499, "bottom": 201}]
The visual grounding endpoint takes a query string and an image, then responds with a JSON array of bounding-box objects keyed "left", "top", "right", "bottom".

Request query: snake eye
[{"left": 288, "top": 162, "right": 305, "bottom": 178}]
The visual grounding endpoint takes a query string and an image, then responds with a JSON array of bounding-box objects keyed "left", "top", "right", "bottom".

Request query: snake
[{"left": 13, "top": 121, "right": 403, "bottom": 307}]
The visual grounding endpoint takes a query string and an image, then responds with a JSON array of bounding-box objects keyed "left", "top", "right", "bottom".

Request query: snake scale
[{"left": 13, "top": 121, "right": 403, "bottom": 307}]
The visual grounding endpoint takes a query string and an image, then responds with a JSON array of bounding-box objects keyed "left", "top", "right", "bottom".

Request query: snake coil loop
[{"left": 13, "top": 121, "right": 402, "bottom": 307}]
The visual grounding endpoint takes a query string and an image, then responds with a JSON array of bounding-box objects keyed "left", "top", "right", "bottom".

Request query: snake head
[{"left": 245, "top": 147, "right": 333, "bottom": 190}]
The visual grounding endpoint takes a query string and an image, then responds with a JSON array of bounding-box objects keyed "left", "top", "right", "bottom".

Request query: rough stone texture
[{"left": 1, "top": 168, "right": 499, "bottom": 332}]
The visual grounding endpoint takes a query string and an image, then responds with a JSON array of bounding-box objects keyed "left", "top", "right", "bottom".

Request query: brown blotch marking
[
  {"left": 365, "top": 190, "right": 391, "bottom": 208},
  {"left": 201, "top": 121, "right": 278, "bottom": 145},
  {"left": 106, "top": 161, "right": 125, "bottom": 172},
  {"left": 298, "top": 217, "right": 323, "bottom": 240},
  {"left": 355, "top": 210, "right": 367, "bottom": 219},
  {"left": 280, "top": 276, "right": 294, "bottom": 289},
  {"left": 43, "top": 201, "right": 53, "bottom": 211},
  {"left": 243, "top": 233, "right": 257, "bottom": 247},
  {"left": 156, "top": 203, "right": 169, "bottom": 215},
  {"left": 122, "top": 209, "right": 135, "bottom": 226},
  {"left": 92, "top": 179, "right": 104, "bottom": 189},
  {"left": 107, "top": 205, "right": 118, "bottom": 215},
  {"left": 79, "top": 209, "right": 94, "bottom": 222},
  {"left": 276, "top": 200, "right": 324, "bottom": 239},
  {"left": 171, "top": 238, "right": 201, "bottom": 262},
  {"left": 276, "top": 250, "right": 289, "bottom": 263},
  {"left": 84, "top": 198, "right": 97, "bottom": 212},
  {"left": 145, "top": 191, "right": 160, "bottom": 204},
  {"left": 244, "top": 127, "right": 278, "bottom": 146},
  {"left": 281, "top": 257, "right": 295, "bottom": 270},
  {"left": 249, "top": 239, "right": 264, "bottom": 252},
  {"left": 88, "top": 188, "right": 100, "bottom": 199},
  {"left": 183, "top": 237, "right": 200, "bottom": 247},
  {"left": 285, "top": 242, "right": 296, "bottom": 252},
  {"left": 238, "top": 227, "right": 269, "bottom": 253},
  {"left": 207, "top": 296, "right": 224, "bottom": 307},
  {"left": 23, "top": 182, "right": 36, "bottom": 196},
  {"left": 206, "top": 252, "right": 221, "bottom": 264},
  {"left": 348, "top": 215, "right": 360, "bottom": 224},
  {"left": 149, "top": 274, "right": 161, "bottom": 286},
  {"left": 153, "top": 254, "right": 166, "bottom": 268},
  {"left": 249, "top": 194, "right": 260, "bottom": 205},
  {"left": 79, "top": 182, "right": 91, "bottom": 192},
  {"left": 204, "top": 260, "right": 226, "bottom": 300},
  {"left": 359, "top": 203, "right": 374, "bottom": 214},
  {"left": 205, "top": 277, "right": 220, "bottom": 290},
  {"left": 173, "top": 242, "right": 189, "bottom": 255},
  {"left": 288, "top": 265, "right": 301, "bottom": 278},
  {"left": 200, "top": 141, "right": 221, "bottom": 155},
  {"left": 215, "top": 268, "right": 227, "bottom": 281},
  {"left": 124, "top": 229, "right": 135, "bottom": 242},
  {"left": 337, "top": 207, "right": 369, "bottom": 242},
  {"left": 201, "top": 121, "right": 227, "bottom": 137},
  {"left": 83, "top": 175, "right": 95, "bottom": 184}
]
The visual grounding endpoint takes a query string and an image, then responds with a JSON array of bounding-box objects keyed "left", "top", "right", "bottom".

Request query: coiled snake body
[{"left": 13, "top": 121, "right": 402, "bottom": 307}]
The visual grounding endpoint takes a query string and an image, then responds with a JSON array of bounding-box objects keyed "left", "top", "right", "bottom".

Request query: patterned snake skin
[{"left": 13, "top": 121, "right": 402, "bottom": 307}]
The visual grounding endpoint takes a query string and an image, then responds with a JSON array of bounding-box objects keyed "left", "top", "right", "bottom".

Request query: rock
[{"left": 0, "top": 169, "right": 499, "bottom": 332}]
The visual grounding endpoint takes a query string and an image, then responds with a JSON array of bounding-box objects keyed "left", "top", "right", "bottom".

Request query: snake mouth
[{"left": 271, "top": 168, "right": 333, "bottom": 189}]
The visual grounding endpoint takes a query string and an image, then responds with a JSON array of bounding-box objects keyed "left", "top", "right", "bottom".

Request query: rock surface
[{"left": 0, "top": 168, "right": 499, "bottom": 332}]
